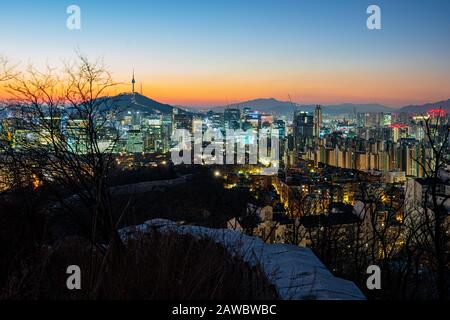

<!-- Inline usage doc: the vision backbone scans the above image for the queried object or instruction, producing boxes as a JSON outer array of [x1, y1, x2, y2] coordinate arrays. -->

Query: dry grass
[[1, 232, 278, 300]]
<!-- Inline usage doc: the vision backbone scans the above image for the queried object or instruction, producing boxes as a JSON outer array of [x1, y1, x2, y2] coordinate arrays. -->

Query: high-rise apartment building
[[314, 105, 323, 137]]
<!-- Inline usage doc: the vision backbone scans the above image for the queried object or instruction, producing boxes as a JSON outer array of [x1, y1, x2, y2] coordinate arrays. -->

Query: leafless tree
[[283, 187, 316, 245], [281, 170, 434, 298], [0, 54, 125, 298], [355, 181, 422, 298], [0, 56, 17, 83], [409, 115, 450, 300]]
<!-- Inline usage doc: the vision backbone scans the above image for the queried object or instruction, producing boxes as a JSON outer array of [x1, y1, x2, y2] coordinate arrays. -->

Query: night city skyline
[[0, 0, 449, 310]]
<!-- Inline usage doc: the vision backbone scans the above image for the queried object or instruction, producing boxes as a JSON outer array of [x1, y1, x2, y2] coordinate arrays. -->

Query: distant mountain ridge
[[399, 99, 450, 114], [195, 98, 396, 115], [98, 94, 450, 116], [185, 98, 450, 115]]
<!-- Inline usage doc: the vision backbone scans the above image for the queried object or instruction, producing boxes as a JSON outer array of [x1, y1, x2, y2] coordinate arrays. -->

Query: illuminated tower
[[131, 69, 136, 94]]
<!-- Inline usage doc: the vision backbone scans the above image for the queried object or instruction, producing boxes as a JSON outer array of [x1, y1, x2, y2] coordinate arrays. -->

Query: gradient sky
[[1, 0, 449, 107]]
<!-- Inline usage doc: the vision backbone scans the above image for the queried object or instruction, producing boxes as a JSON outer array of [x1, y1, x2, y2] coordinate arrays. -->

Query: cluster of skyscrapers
[[289, 107, 448, 180], [0, 86, 448, 182]]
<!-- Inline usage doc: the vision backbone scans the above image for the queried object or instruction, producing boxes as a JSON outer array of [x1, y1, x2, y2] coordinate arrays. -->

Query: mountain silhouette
[[399, 99, 450, 114], [208, 98, 395, 115], [98, 93, 185, 115]]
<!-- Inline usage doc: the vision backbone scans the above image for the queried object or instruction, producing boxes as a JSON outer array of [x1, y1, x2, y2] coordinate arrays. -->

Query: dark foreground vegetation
[[0, 162, 274, 300], [1, 228, 276, 300]]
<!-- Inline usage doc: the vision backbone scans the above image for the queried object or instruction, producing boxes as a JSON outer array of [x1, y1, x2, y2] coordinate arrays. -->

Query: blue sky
[[1, 0, 449, 106]]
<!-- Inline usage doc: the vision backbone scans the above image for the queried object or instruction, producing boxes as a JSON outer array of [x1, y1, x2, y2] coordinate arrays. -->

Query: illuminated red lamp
[[389, 124, 407, 129], [428, 109, 446, 117]]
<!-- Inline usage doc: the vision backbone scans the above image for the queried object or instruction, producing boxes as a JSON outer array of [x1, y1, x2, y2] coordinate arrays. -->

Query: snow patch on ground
[[119, 219, 365, 300]]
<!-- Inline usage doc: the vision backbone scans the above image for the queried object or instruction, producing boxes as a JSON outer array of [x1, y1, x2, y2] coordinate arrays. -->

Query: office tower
[[294, 111, 313, 138], [293, 111, 313, 157], [126, 125, 143, 153], [365, 113, 377, 128], [142, 115, 163, 153], [244, 110, 260, 129], [66, 118, 88, 154], [382, 113, 392, 127], [356, 112, 366, 128], [273, 119, 286, 139], [192, 116, 204, 134], [375, 113, 382, 127], [224, 108, 241, 130], [161, 114, 173, 152], [206, 111, 224, 130], [174, 113, 193, 133]]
